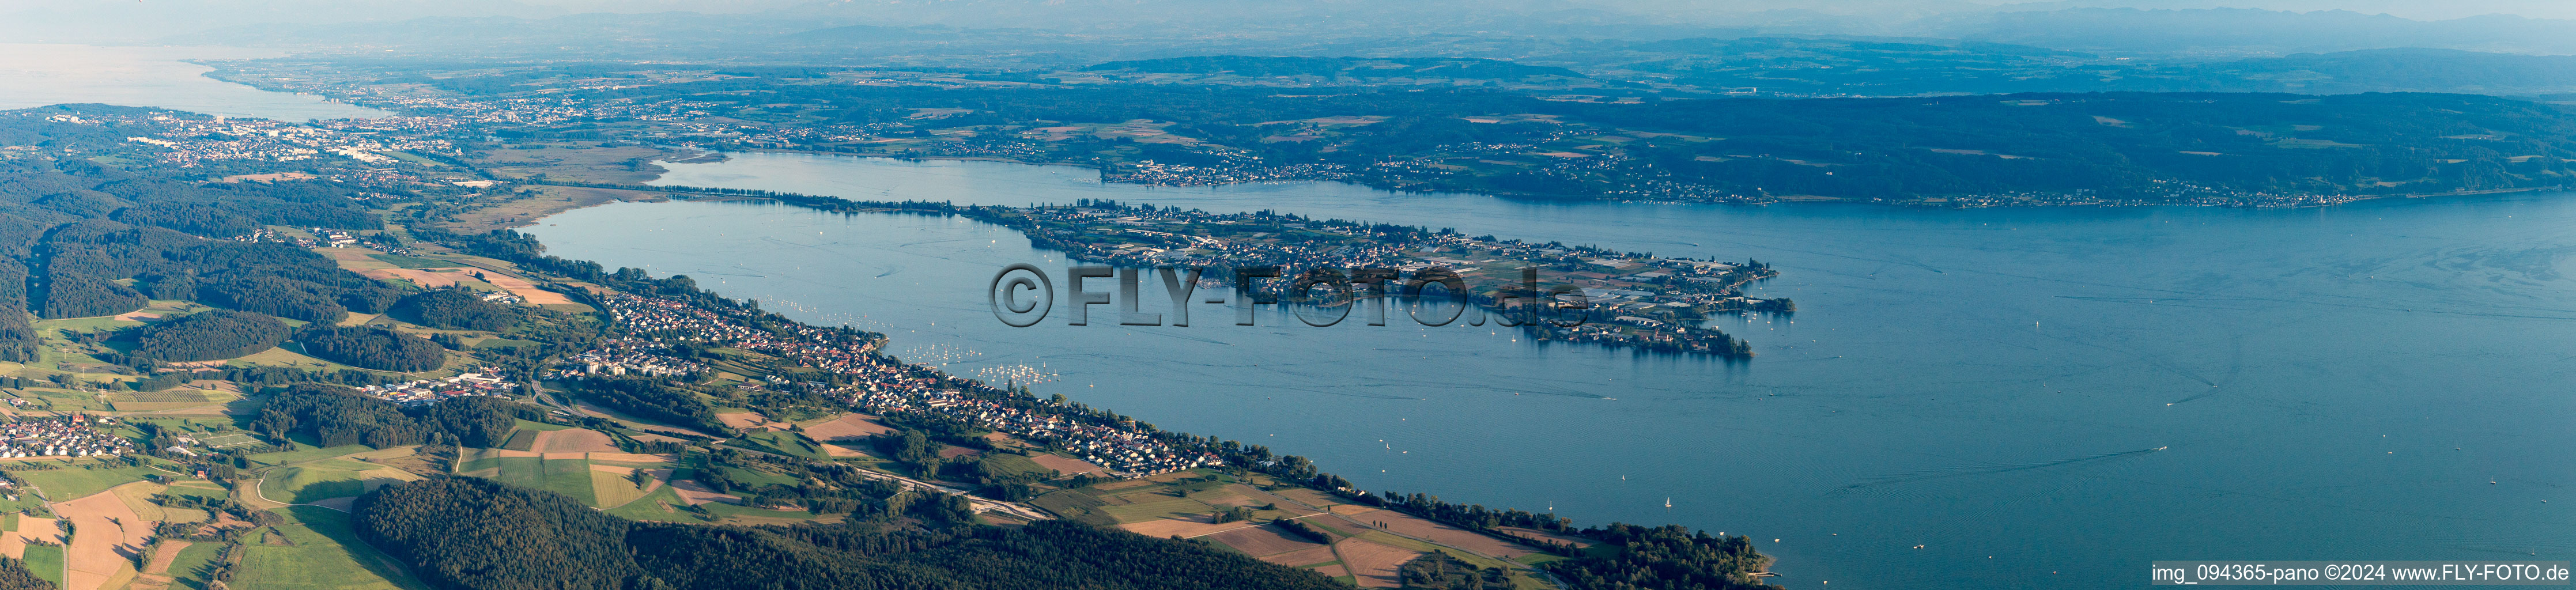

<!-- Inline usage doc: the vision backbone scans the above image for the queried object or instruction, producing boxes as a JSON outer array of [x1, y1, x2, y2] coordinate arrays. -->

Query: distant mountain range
[[22, 1, 2576, 98], [1908, 8, 2576, 55]]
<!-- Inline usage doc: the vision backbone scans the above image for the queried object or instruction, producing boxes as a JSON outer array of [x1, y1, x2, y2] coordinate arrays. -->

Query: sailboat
[[1664, 498, 1673, 508]]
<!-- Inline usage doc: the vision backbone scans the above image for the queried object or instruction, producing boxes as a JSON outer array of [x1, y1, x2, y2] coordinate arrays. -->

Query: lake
[[534, 153, 2576, 589], [0, 43, 390, 120]]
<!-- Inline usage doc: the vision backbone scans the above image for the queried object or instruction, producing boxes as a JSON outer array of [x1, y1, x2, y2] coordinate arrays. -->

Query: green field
[[1095, 492, 1218, 524], [247, 443, 377, 467], [13, 463, 160, 501], [699, 501, 835, 524], [164, 539, 226, 584], [232, 506, 430, 590], [259, 458, 404, 504], [469, 456, 598, 506], [21, 543, 61, 587], [164, 481, 231, 501], [979, 453, 1052, 478], [33, 315, 143, 333], [601, 484, 705, 523], [115, 389, 212, 403], [498, 429, 540, 451], [1029, 490, 1117, 525], [727, 430, 828, 460], [590, 470, 655, 509], [0, 491, 48, 515], [513, 419, 573, 432]]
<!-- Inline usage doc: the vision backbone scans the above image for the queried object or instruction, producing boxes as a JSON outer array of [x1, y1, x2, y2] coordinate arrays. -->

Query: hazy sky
[[1, 0, 2567, 44]]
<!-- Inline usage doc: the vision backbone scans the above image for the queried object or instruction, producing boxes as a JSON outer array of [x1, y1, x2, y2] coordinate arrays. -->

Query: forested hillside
[[298, 326, 448, 372], [392, 287, 517, 331], [131, 308, 290, 361], [355, 478, 1351, 590], [251, 383, 524, 448]]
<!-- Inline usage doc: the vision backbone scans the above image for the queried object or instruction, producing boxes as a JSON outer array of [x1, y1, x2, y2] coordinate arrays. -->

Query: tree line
[[352, 476, 1351, 590], [392, 288, 518, 331], [250, 383, 531, 448], [131, 309, 289, 361], [299, 326, 448, 372]]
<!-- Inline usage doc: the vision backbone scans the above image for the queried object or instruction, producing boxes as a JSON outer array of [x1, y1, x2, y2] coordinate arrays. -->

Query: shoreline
[[655, 149, 2576, 215]]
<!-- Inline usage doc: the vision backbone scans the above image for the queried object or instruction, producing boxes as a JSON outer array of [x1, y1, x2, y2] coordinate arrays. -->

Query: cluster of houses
[[0, 414, 135, 459], [595, 293, 882, 372], [354, 370, 518, 407], [850, 385, 1221, 477], [592, 292, 1216, 478], [309, 227, 363, 247], [600, 293, 778, 344], [550, 336, 704, 379]]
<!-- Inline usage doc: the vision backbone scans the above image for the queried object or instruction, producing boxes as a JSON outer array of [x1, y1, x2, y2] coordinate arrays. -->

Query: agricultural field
[[455, 451, 599, 506], [21, 543, 62, 587], [1334, 538, 1423, 588], [696, 501, 840, 526], [58, 486, 151, 590], [795, 413, 893, 442], [230, 506, 430, 590], [530, 428, 620, 453], [247, 442, 376, 467], [602, 483, 704, 523], [140, 539, 225, 589], [1204, 524, 1329, 559], [12, 462, 165, 501], [260, 457, 424, 507], [726, 430, 830, 460], [106, 387, 241, 412]]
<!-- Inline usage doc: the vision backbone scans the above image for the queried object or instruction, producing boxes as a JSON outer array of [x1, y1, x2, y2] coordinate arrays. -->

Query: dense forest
[[130, 309, 289, 361], [562, 378, 730, 436], [1541, 524, 1778, 590], [391, 287, 517, 331], [0, 262, 37, 362], [35, 272, 145, 319], [297, 326, 448, 372], [0, 557, 50, 590], [0, 150, 397, 334], [251, 383, 525, 448], [354, 477, 1351, 590]]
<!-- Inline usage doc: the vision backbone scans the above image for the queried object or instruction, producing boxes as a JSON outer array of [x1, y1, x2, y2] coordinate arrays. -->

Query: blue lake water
[[0, 43, 390, 120], [526, 153, 2576, 589]]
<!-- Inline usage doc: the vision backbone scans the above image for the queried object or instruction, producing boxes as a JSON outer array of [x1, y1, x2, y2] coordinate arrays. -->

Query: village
[[571, 291, 1221, 477], [353, 370, 520, 407], [976, 202, 1784, 355], [0, 414, 135, 459]]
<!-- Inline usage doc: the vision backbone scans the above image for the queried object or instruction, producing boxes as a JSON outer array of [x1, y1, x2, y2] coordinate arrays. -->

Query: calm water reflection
[[515, 153, 2576, 589]]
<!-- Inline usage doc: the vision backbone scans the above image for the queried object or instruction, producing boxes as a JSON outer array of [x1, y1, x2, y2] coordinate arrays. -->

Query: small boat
[[1664, 498, 1672, 508]]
